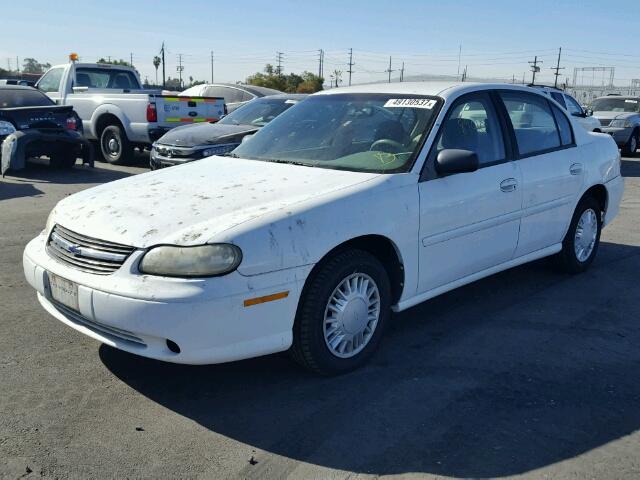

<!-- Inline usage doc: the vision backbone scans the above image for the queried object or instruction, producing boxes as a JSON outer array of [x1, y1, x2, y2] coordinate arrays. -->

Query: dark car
[[180, 83, 283, 113], [0, 85, 92, 176], [150, 94, 307, 169]]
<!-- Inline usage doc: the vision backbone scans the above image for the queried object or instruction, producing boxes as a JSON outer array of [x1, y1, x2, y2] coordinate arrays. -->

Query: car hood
[[593, 111, 639, 121], [156, 122, 259, 147], [52, 156, 380, 248]]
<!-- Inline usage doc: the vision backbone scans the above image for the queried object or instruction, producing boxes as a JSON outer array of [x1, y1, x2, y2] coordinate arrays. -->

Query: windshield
[[0, 88, 54, 108], [231, 93, 441, 173], [220, 97, 300, 127], [591, 97, 640, 113]]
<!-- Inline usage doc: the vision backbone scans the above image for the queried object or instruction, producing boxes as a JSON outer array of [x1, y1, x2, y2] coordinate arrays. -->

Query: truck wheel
[[622, 130, 638, 157], [100, 125, 133, 164], [49, 154, 77, 169]]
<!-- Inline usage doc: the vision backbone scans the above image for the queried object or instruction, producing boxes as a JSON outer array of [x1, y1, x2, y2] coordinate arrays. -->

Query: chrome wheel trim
[[323, 272, 381, 359], [574, 208, 598, 262], [103, 132, 120, 158]]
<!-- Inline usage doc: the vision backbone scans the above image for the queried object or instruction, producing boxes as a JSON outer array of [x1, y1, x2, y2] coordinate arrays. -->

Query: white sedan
[[23, 82, 624, 375]]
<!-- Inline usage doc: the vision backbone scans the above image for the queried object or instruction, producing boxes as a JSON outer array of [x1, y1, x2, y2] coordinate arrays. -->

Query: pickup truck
[[36, 62, 226, 164]]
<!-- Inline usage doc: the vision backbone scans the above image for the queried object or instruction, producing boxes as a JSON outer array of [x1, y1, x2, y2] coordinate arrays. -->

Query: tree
[[153, 56, 161, 85], [22, 58, 51, 74], [97, 58, 131, 67], [330, 70, 342, 88], [247, 65, 324, 93]]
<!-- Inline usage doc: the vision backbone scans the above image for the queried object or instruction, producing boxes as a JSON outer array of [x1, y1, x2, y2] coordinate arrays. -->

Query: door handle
[[570, 163, 583, 175], [500, 178, 517, 193]]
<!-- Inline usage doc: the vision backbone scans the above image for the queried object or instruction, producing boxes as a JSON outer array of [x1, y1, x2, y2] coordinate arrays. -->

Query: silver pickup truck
[[36, 62, 226, 164]]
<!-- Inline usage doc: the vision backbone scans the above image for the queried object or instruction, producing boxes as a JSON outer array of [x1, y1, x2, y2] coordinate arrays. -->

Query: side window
[[499, 92, 561, 156], [550, 92, 567, 109], [432, 93, 505, 167], [551, 104, 574, 146], [564, 95, 583, 116], [204, 86, 226, 99], [37, 67, 64, 93], [240, 90, 255, 102], [224, 88, 245, 104]]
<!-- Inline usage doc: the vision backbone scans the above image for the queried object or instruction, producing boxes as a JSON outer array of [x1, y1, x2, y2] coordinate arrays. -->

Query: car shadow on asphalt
[[99, 241, 640, 477], [621, 158, 640, 177]]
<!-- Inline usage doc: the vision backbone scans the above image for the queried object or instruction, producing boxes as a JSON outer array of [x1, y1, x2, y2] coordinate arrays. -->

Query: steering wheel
[[369, 138, 404, 153]]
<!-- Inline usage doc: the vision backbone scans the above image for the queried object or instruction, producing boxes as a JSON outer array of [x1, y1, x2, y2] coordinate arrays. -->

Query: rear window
[[75, 68, 140, 90], [0, 89, 55, 108]]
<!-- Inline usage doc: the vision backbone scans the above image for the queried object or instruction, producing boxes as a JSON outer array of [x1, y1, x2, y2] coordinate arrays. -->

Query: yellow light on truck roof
[[69, 53, 79, 62]]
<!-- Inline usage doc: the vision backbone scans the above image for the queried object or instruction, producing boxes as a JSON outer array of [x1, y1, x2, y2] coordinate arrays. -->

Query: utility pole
[[386, 56, 394, 83], [400, 62, 405, 82], [461, 65, 468, 82], [529, 56, 542, 85], [130, 52, 133, 67], [210, 50, 214, 83], [457, 44, 462, 80], [551, 47, 564, 88], [161, 42, 166, 88], [347, 48, 355, 86], [276, 52, 284, 76], [512, 74, 516, 84], [16, 56, 19, 73], [176, 53, 184, 88], [318, 49, 324, 79]]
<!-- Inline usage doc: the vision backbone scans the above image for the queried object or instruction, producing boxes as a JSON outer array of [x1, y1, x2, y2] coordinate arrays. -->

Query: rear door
[[417, 91, 522, 294], [155, 95, 226, 127], [497, 90, 582, 257]]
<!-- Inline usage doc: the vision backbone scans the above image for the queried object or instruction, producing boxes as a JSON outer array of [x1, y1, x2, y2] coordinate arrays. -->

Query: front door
[[418, 92, 522, 294]]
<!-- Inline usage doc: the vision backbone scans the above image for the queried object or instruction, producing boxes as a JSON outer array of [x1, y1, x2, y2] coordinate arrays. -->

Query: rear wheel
[[100, 125, 133, 164], [554, 196, 602, 273], [290, 249, 391, 375], [622, 129, 638, 156]]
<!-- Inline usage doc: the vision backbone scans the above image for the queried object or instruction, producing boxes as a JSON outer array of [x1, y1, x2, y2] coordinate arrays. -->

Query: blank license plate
[[48, 273, 79, 311]]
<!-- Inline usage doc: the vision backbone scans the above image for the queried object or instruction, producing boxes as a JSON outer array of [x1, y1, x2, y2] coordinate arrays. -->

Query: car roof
[[254, 93, 308, 100], [314, 81, 553, 100], [189, 83, 283, 97], [0, 84, 38, 90]]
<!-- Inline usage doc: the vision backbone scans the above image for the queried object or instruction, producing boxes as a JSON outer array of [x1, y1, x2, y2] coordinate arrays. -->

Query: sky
[[2, 0, 640, 87]]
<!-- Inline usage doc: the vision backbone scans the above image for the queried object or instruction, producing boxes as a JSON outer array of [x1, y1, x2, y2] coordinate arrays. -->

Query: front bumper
[[1, 129, 93, 176], [600, 126, 633, 147], [23, 232, 311, 365]]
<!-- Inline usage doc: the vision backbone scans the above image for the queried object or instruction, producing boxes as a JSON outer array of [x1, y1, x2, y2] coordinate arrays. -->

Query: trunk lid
[[0, 105, 74, 131]]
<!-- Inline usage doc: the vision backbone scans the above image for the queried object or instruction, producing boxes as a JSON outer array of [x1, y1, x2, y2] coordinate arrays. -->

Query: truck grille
[[599, 119, 612, 127], [47, 224, 135, 275]]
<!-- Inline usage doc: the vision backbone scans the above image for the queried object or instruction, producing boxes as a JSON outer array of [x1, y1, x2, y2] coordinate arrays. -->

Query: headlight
[[0, 120, 16, 136], [139, 244, 242, 277], [609, 119, 632, 128]]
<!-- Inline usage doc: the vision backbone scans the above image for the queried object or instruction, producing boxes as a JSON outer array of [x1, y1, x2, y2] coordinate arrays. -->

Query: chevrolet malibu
[[23, 82, 624, 375]]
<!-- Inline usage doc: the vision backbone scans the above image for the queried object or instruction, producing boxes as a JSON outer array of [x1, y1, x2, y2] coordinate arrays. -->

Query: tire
[[554, 196, 602, 274], [49, 153, 77, 169], [290, 249, 391, 375], [99, 124, 133, 164], [622, 129, 638, 157]]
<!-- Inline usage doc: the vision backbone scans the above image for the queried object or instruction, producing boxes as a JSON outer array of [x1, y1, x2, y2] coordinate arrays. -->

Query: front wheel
[[622, 130, 638, 157], [290, 249, 391, 375], [554, 196, 602, 273]]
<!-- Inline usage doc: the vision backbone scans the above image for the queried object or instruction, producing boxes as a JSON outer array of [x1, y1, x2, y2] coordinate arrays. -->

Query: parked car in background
[[23, 82, 623, 374], [532, 85, 601, 133], [0, 79, 35, 87], [36, 59, 225, 164], [150, 94, 307, 169], [590, 95, 640, 156], [1, 85, 91, 175], [180, 83, 282, 112]]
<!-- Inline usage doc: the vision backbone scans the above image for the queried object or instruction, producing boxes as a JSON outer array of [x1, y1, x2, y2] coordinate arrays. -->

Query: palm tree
[[153, 56, 161, 86]]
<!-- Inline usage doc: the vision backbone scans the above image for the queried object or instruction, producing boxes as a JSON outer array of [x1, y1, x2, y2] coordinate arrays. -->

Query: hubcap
[[323, 273, 381, 359], [574, 208, 598, 262], [105, 135, 120, 156]]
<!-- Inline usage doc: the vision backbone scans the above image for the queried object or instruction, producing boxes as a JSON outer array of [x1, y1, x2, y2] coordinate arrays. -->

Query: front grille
[[153, 144, 196, 159], [51, 300, 146, 347], [600, 119, 612, 127], [47, 224, 135, 275]]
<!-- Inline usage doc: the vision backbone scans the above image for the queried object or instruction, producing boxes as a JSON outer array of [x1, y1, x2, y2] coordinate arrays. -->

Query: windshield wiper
[[262, 158, 314, 167]]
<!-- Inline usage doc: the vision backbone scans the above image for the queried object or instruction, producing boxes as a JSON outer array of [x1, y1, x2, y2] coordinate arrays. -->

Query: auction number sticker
[[384, 98, 438, 109]]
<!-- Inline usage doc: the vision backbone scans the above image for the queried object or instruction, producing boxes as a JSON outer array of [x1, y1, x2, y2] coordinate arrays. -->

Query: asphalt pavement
[[1, 154, 639, 479]]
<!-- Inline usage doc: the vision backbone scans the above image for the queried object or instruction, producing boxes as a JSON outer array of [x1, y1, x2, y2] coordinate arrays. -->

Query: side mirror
[[584, 108, 593, 117], [436, 149, 479, 176]]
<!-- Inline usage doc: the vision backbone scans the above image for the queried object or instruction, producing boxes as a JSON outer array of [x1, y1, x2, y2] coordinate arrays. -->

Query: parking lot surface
[[1, 155, 639, 479]]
